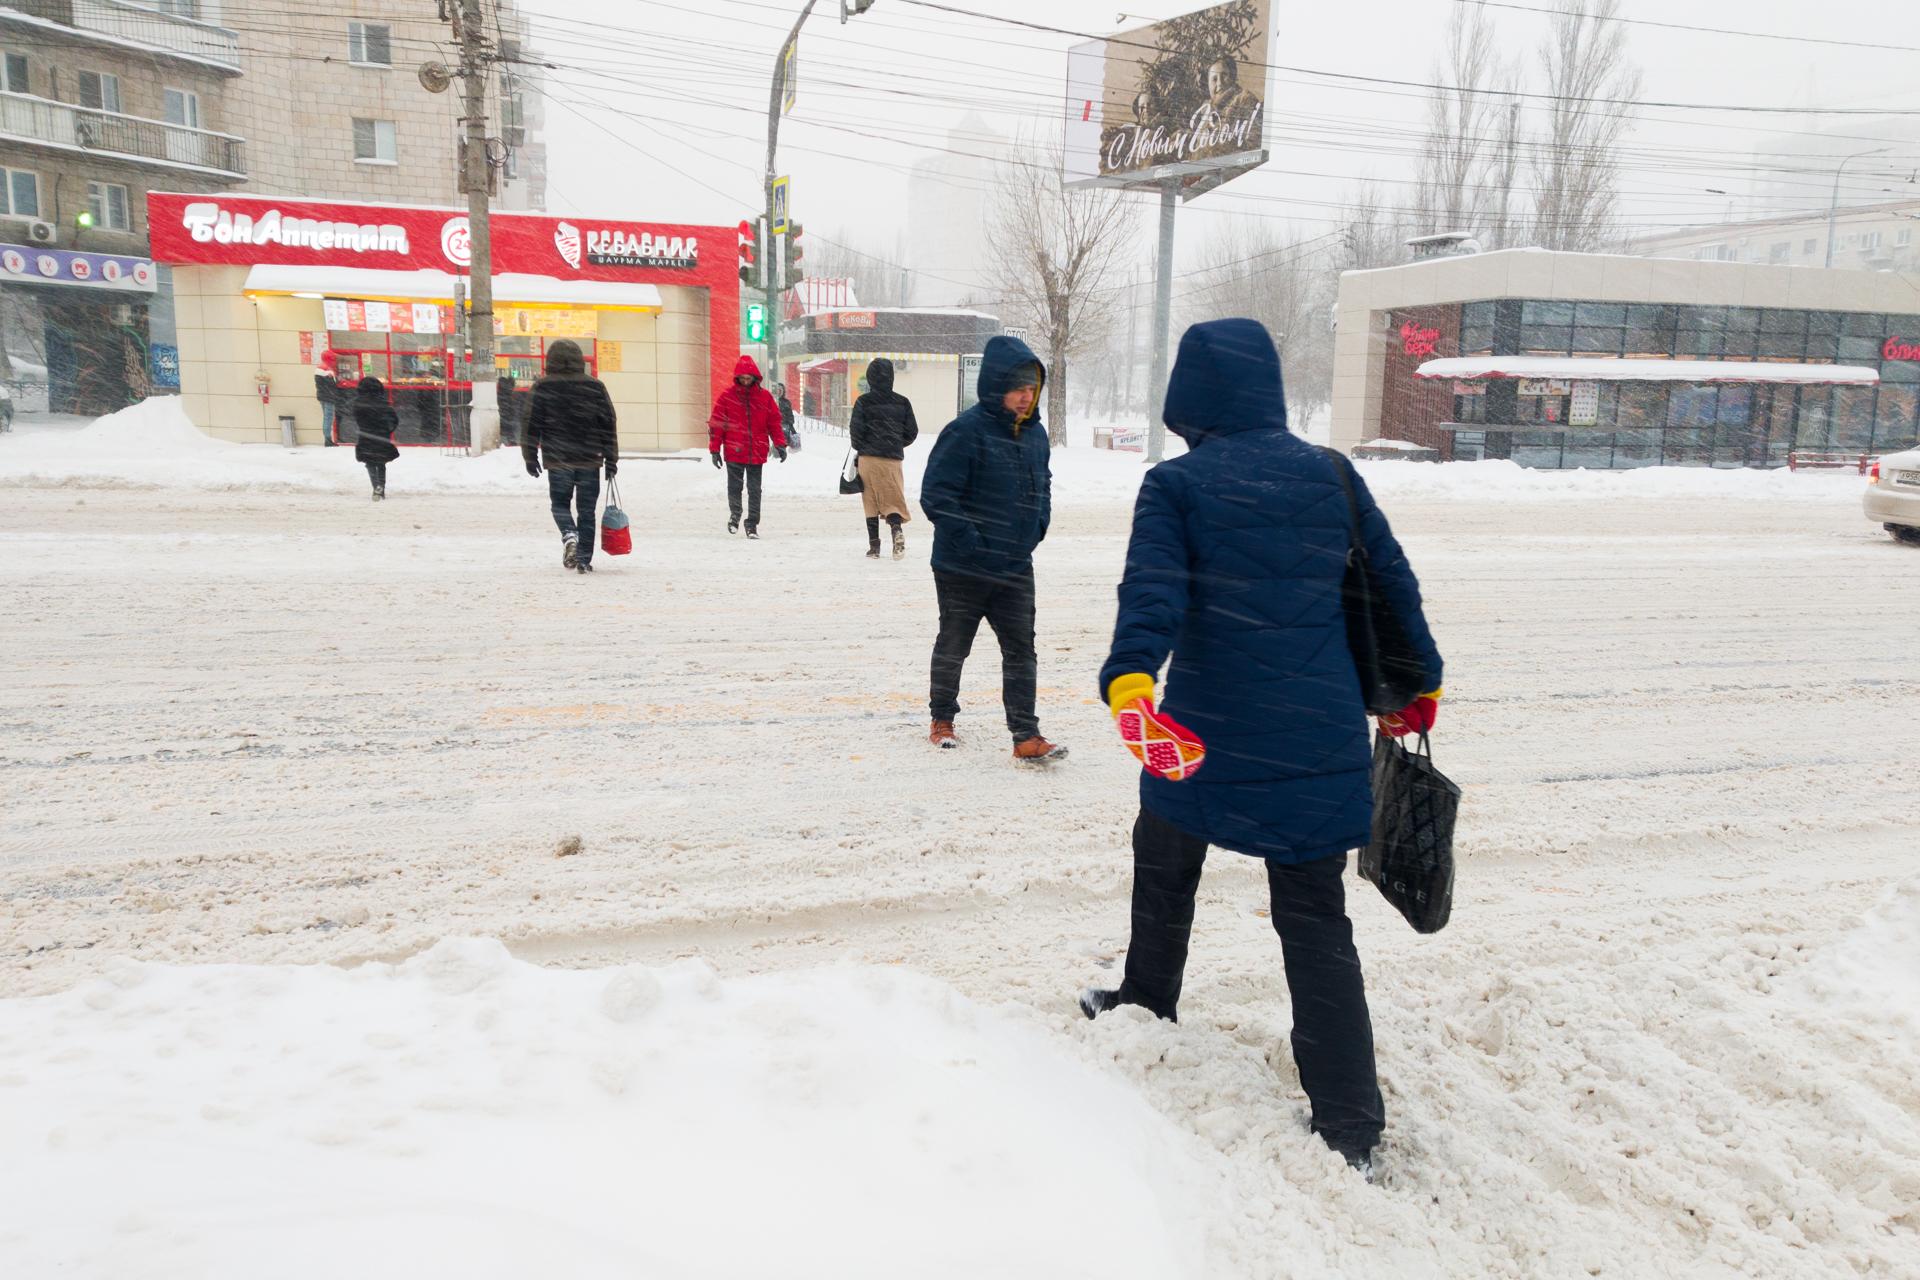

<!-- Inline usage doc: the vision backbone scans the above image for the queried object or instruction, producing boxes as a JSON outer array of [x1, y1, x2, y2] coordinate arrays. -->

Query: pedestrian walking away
[[315, 349, 341, 446], [848, 358, 919, 560], [707, 355, 787, 539], [919, 334, 1063, 763], [1083, 318, 1445, 1179], [774, 382, 799, 452], [351, 376, 398, 499], [521, 338, 619, 574]]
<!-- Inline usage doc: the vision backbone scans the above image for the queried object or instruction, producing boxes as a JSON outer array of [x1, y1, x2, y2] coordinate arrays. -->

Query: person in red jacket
[[707, 355, 788, 538]]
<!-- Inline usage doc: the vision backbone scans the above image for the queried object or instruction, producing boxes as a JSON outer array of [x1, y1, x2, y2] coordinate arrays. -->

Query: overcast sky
[[522, 0, 1920, 263]]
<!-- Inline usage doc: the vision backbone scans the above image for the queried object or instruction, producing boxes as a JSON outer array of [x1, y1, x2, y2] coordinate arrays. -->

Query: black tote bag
[[1320, 448, 1428, 716], [1359, 733, 1460, 934]]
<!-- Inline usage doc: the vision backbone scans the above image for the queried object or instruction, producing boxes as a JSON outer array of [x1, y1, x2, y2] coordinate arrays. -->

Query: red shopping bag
[[601, 480, 632, 556]]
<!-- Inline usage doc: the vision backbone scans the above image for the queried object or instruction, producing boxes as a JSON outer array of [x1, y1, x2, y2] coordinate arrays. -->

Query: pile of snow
[[1355, 457, 1870, 503], [1356, 437, 1431, 453], [0, 941, 1233, 1279], [1800, 877, 1920, 1043]]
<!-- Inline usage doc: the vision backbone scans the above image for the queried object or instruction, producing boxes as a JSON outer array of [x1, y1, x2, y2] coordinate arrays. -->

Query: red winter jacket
[[707, 355, 787, 465]]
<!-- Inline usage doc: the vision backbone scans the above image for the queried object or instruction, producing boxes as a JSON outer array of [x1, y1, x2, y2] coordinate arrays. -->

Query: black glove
[[775, 446, 788, 463], [710, 452, 724, 470], [605, 460, 618, 479], [524, 456, 541, 478]]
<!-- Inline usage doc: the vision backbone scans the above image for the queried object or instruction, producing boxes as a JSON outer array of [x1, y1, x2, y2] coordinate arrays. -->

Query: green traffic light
[[75, 210, 95, 228]]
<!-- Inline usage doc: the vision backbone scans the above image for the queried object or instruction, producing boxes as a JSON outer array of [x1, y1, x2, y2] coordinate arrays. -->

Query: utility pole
[[1122, 264, 1138, 418], [454, 0, 499, 453], [1146, 175, 1178, 463], [1826, 147, 1891, 269], [1494, 99, 1519, 250]]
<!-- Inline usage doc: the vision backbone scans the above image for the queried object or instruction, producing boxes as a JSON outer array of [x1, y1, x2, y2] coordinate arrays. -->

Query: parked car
[[1864, 447, 1920, 544]]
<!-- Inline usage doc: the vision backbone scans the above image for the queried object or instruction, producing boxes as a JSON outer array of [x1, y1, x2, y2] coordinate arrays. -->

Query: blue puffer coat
[[920, 335, 1051, 581], [1098, 319, 1443, 862]]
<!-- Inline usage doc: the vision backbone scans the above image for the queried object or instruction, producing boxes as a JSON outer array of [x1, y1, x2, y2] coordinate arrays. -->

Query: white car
[[1865, 447, 1920, 544]]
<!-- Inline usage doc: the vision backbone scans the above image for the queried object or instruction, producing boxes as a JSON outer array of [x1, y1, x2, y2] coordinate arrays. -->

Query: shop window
[[1667, 385, 1718, 428], [1722, 307, 1759, 333], [77, 69, 120, 113], [349, 22, 393, 67], [1675, 327, 1719, 358], [1677, 305, 1722, 335], [1757, 333, 1805, 360], [1832, 387, 1876, 451], [1458, 324, 1493, 354], [1626, 304, 1668, 328], [1795, 388, 1833, 449], [1571, 325, 1622, 354], [1518, 324, 1571, 353], [1882, 355, 1920, 384], [163, 88, 200, 129], [1452, 391, 1486, 424], [1521, 300, 1574, 325], [1573, 303, 1625, 326], [1615, 385, 1664, 429], [1461, 301, 1494, 329], [1807, 311, 1841, 336], [1842, 312, 1883, 338], [1759, 309, 1805, 335], [1662, 426, 1712, 466], [353, 118, 398, 163], [1874, 386, 1920, 452], [1612, 428, 1663, 468], [2, 50, 27, 93], [0, 165, 39, 218], [1716, 385, 1752, 427], [1838, 336, 1881, 363], [1510, 431, 1565, 469], [1562, 434, 1615, 470], [85, 181, 129, 231]]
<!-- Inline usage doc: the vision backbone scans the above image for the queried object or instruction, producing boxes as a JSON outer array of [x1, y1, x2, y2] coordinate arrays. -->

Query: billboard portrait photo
[[1065, 0, 1273, 188]]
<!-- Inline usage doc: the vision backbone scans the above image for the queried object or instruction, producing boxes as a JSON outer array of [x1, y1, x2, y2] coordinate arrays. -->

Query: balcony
[[3, 0, 241, 73], [0, 91, 245, 178]]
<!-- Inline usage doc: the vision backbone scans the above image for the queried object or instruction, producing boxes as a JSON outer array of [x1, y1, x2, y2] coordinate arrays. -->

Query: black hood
[[355, 376, 386, 399], [545, 338, 587, 378], [975, 335, 1045, 426], [865, 358, 894, 393]]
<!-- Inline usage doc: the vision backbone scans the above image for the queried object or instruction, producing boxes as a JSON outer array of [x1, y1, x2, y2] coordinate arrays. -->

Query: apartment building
[[1628, 200, 1920, 274], [0, 0, 544, 414]]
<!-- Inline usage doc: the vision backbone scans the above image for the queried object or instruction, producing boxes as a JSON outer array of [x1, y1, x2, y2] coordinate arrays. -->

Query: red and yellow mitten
[[1379, 688, 1443, 738], [1108, 674, 1206, 782]]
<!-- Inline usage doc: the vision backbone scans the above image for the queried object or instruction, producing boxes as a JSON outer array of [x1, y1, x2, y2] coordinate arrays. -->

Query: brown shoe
[[929, 719, 959, 749], [1012, 735, 1068, 763]]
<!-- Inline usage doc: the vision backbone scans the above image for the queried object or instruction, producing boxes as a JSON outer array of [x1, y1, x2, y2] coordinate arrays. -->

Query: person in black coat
[[352, 376, 399, 500], [773, 382, 798, 453], [848, 357, 919, 559], [522, 338, 619, 573]]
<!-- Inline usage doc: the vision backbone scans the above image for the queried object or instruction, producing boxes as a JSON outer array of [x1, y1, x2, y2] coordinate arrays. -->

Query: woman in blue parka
[[1081, 318, 1443, 1174]]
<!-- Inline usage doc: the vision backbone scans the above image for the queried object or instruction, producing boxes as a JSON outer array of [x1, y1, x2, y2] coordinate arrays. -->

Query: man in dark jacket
[[848, 357, 919, 559], [919, 335, 1064, 763], [707, 355, 787, 538], [522, 338, 618, 574], [352, 376, 398, 499], [1081, 319, 1444, 1178]]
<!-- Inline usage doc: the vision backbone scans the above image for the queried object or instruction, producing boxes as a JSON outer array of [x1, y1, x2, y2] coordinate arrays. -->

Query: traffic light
[[841, 0, 876, 19], [737, 218, 762, 289], [75, 209, 95, 229], [745, 302, 767, 344], [782, 222, 805, 288]]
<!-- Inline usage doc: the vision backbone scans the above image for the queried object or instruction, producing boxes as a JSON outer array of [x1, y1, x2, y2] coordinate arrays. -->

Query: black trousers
[[929, 568, 1038, 739], [1120, 808, 1385, 1154], [726, 462, 763, 529], [364, 461, 386, 492]]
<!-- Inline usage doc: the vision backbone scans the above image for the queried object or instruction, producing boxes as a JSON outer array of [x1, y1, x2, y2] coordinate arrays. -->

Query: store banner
[[1, 243, 156, 293], [148, 193, 720, 287], [320, 299, 449, 335]]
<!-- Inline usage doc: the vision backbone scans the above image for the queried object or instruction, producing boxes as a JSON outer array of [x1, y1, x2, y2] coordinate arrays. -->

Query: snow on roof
[[1416, 356, 1879, 386], [1357, 437, 1435, 451], [242, 265, 662, 311]]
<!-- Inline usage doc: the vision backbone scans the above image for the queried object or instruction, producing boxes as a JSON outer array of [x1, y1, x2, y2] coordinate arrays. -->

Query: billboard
[[1064, 0, 1272, 190]]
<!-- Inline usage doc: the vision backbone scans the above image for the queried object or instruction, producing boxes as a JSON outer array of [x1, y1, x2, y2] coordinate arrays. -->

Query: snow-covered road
[[2, 434, 1916, 1275]]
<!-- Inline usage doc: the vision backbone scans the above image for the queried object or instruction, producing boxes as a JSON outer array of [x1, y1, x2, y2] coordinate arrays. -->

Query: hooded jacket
[[707, 355, 787, 465], [352, 377, 399, 464], [523, 339, 618, 471], [919, 335, 1050, 581], [1098, 319, 1443, 863], [848, 358, 919, 460]]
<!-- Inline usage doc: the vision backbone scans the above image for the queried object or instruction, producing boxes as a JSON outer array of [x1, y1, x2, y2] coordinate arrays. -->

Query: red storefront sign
[[147, 192, 741, 403], [1883, 336, 1920, 361], [1400, 321, 1440, 357]]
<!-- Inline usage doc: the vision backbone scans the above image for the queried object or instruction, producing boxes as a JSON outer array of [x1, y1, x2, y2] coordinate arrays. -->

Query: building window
[[1900, 228, 1913, 248], [1769, 242, 1790, 264], [153, 0, 200, 16], [349, 22, 393, 67], [352, 118, 398, 163], [1862, 230, 1883, 251], [86, 181, 130, 231], [163, 87, 200, 129], [1802, 238, 1817, 256], [2, 49, 27, 93], [77, 69, 121, 113], [0, 165, 40, 218]]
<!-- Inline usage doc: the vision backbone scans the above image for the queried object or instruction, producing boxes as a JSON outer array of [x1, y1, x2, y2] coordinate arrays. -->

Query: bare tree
[[808, 233, 909, 309], [1184, 218, 1336, 431], [1532, 0, 1640, 252], [985, 136, 1136, 446], [1338, 181, 1417, 271], [1417, 2, 1507, 240]]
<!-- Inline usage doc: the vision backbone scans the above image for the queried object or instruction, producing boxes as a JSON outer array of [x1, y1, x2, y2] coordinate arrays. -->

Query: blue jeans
[[322, 401, 337, 444], [547, 467, 601, 564]]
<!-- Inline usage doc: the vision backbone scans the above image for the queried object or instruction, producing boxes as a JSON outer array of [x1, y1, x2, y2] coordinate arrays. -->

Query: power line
[[1453, 0, 1920, 56]]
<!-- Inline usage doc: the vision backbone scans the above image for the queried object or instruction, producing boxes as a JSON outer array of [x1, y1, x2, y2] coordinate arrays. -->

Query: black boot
[[889, 515, 905, 560], [866, 516, 881, 559], [1078, 988, 1125, 1020]]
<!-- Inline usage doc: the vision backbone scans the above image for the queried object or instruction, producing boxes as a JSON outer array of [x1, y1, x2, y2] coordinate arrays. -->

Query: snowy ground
[[2, 409, 1918, 1276]]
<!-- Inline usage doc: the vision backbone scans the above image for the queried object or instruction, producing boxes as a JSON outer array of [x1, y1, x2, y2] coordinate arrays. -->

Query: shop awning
[[241, 265, 663, 311], [798, 358, 845, 373], [1415, 356, 1878, 385]]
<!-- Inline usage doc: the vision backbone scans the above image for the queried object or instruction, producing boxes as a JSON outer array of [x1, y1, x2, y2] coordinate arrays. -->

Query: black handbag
[[839, 449, 864, 496], [1359, 733, 1460, 934], [1321, 448, 1428, 716]]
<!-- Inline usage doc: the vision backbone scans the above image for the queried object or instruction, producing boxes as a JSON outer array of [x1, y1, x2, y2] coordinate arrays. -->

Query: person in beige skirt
[[848, 358, 920, 559]]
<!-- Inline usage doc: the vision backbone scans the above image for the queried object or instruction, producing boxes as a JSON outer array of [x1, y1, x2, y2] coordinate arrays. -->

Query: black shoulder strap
[[1318, 446, 1368, 565]]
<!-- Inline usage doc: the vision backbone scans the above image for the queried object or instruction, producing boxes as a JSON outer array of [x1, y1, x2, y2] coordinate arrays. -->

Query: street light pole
[[1825, 147, 1891, 269], [456, 0, 498, 454]]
